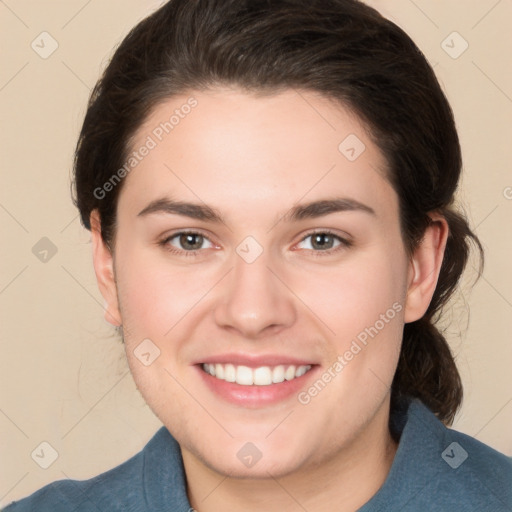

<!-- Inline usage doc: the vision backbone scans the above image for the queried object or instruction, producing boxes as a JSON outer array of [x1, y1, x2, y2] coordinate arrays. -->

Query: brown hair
[[72, 0, 483, 425]]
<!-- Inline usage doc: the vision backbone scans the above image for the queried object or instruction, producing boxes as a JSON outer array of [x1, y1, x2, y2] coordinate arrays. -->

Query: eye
[[160, 231, 214, 253], [296, 231, 351, 252]]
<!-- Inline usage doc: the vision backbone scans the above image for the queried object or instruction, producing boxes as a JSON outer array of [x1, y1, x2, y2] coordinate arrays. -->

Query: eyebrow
[[138, 198, 224, 222], [284, 197, 375, 221], [137, 197, 376, 223]]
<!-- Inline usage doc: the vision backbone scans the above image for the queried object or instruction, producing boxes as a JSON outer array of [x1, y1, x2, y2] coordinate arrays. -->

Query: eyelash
[[297, 230, 353, 257], [158, 230, 352, 258], [158, 231, 214, 258]]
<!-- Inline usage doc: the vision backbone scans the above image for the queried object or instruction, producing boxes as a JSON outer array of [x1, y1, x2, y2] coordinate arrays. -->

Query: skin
[[90, 88, 448, 511]]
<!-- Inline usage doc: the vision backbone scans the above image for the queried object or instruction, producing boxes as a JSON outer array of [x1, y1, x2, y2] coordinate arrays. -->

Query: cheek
[[115, 234, 408, 350], [113, 249, 205, 419], [296, 242, 408, 406], [296, 248, 408, 342], [114, 249, 210, 342], [291, 250, 407, 422]]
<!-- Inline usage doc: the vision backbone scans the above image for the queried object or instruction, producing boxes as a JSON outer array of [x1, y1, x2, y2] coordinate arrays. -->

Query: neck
[[183, 398, 398, 512]]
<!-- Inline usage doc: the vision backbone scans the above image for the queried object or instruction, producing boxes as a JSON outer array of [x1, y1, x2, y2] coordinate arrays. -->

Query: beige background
[[1, 0, 511, 506]]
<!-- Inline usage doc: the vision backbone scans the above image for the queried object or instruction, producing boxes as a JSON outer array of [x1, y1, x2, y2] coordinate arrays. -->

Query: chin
[[203, 447, 309, 480], [179, 428, 314, 479]]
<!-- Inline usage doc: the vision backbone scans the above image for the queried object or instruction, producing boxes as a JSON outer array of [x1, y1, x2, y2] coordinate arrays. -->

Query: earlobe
[[404, 213, 449, 323], [90, 210, 122, 327]]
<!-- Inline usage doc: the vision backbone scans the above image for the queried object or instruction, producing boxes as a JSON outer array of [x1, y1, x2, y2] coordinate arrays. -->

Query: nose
[[213, 250, 297, 339]]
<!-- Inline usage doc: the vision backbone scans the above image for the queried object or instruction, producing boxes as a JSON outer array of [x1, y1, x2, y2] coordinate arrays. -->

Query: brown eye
[[162, 231, 214, 252], [310, 233, 336, 250], [179, 233, 205, 250]]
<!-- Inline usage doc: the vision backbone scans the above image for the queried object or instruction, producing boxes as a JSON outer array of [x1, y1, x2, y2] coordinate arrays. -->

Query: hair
[[72, 0, 483, 425]]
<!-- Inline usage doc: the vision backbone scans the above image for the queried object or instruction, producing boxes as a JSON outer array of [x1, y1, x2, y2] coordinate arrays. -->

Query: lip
[[195, 361, 319, 408], [196, 353, 317, 368]]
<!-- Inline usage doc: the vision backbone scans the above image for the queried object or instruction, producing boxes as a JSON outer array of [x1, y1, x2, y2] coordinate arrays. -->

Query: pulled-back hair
[[72, 0, 483, 425]]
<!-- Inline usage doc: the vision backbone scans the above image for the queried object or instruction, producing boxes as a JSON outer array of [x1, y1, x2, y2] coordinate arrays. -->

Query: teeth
[[295, 365, 308, 377], [215, 363, 224, 380], [254, 366, 272, 386], [202, 363, 312, 386], [285, 366, 296, 381], [236, 365, 253, 385], [272, 365, 285, 383], [224, 363, 236, 382]]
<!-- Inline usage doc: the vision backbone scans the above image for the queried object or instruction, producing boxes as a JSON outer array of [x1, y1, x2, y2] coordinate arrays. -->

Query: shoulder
[[361, 398, 512, 512], [2, 447, 146, 512], [439, 424, 512, 509], [406, 399, 512, 511], [2, 427, 190, 512]]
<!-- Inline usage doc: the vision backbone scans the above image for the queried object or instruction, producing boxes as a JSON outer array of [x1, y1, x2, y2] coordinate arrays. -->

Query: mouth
[[196, 357, 318, 407], [201, 362, 313, 386]]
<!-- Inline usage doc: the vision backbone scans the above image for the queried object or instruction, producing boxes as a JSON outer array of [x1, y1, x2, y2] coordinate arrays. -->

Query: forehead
[[119, 88, 396, 226]]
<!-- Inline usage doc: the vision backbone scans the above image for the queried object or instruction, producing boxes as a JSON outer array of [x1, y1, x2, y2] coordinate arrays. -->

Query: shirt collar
[[358, 397, 448, 511]]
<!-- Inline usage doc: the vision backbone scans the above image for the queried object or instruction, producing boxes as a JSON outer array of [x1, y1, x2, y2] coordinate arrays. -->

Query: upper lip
[[196, 353, 317, 368]]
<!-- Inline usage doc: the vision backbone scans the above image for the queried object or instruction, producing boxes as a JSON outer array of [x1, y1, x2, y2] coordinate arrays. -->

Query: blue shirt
[[3, 398, 511, 511]]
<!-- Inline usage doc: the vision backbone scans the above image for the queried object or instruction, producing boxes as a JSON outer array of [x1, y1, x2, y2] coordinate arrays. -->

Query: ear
[[90, 210, 122, 326], [404, 212, 449, 323]]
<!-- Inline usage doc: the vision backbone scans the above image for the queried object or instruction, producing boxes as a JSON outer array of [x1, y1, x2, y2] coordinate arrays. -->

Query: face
[[94, 88, 421, 479]]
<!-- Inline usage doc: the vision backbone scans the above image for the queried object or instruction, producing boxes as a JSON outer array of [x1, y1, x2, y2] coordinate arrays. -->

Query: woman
[[4, 0, 511, 510]]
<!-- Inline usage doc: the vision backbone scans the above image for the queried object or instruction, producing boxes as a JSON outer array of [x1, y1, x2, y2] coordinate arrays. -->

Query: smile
[[201, 363, 312, 386]]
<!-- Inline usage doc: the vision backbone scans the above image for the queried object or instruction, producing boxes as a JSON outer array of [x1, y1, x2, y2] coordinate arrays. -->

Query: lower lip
[[196, 365, 318, 407]]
